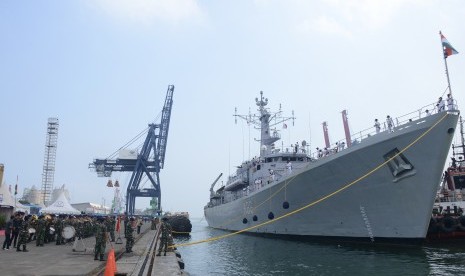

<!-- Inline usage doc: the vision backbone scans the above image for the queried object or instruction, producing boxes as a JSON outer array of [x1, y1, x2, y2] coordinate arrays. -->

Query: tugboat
[[427, 116, 465, 241]]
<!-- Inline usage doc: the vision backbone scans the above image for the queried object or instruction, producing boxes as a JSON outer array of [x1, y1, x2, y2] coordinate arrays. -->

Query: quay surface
[[0, 223, 185, 275]]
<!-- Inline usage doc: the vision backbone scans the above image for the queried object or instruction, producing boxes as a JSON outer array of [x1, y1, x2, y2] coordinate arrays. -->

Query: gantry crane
[[89, 85, 174, 215]]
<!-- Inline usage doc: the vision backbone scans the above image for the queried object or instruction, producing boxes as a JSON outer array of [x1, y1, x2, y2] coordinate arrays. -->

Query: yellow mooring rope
[[172, 113, 449, 248]]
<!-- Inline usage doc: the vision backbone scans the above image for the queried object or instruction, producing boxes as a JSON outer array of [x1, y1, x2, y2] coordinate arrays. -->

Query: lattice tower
[[41, 117, 59, 205]]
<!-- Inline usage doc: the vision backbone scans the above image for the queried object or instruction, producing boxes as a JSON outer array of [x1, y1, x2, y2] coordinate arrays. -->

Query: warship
[[205, 91, 460, 243]]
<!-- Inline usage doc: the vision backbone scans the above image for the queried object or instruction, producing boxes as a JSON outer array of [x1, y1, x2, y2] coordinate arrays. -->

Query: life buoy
[[440, 216, 457, 233]]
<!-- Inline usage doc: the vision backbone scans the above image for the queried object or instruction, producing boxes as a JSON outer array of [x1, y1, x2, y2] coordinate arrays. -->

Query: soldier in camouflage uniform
[[55, 215, 64, 245], [94, 217, 107, 261], [105, 216, 115, 242], [125, 217, 135, 253], [16, 213, 30, 252], [36, 215, 46, 246], [75, 216, 84, 240], [44, 216, 51, 243], [49, 215, 56, 242], [28, 215, 38, 242], [156, 217, 171, 256], [123, 215, 128, 232]]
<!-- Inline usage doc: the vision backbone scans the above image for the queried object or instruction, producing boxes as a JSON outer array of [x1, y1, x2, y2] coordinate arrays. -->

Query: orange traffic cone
[[104, 249, 117, 276]]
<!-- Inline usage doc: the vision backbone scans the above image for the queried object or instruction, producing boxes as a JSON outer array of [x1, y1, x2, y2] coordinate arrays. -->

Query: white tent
[[0, 182, 15, 208], [0, 182, 30, 213], [40, 188, 80, 215]]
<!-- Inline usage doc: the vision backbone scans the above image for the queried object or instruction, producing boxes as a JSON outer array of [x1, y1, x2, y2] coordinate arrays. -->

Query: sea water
[[174, 218, 465, 276]]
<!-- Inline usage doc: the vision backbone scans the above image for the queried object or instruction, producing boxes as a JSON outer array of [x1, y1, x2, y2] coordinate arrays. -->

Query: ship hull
[[205, 112, 459, 242]]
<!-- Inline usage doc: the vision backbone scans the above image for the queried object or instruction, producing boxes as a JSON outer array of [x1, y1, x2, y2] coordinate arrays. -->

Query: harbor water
[[175, 218, 465, 276]]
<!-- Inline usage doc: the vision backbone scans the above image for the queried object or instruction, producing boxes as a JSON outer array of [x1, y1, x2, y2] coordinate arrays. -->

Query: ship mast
[[234, 91, 295, 157]]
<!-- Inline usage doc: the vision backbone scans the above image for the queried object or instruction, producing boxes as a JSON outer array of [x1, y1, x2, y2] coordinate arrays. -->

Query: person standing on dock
[[10, 212, 22, 248], [16, 213, 30, 252], [151, 217, 157, 230], [156, 217, 171, 256], [2, 215, 14, 250], [36, 215, 46, 247], [105, 216, 115, 242], [125, 217, 135, 253], [137, 217, 143, 234], [55, 215, 64, 245], [94, 217, 107, 261]]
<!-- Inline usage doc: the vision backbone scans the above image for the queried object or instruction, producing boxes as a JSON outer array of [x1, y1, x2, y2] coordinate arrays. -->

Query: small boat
[[427, 116, 465, 241]]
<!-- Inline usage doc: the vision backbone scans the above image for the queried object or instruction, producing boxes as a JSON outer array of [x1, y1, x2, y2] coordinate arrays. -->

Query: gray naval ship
[[204, 91, 460, 243]]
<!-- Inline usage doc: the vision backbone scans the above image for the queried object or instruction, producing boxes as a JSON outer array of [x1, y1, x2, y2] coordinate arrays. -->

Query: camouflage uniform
[[105, 217, 115, 242], [94, 221, 107, 261], [36, 217, 46, 246], [157, 221, 171, 256], [75, 218, 84, 240], [55, 216, 64, 245], [44, 218, 51, 243], [125, 219, 134, 253], [16, 217, 29, 252], [28, 217, 37, 242], [49, 216, 56, 242]]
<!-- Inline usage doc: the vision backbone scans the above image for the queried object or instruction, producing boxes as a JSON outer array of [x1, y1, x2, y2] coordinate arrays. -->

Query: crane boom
[[157, 85, 174, 169], [209, 173, 223, 199]]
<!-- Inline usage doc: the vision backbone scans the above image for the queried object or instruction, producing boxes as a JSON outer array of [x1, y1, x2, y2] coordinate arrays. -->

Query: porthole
[[268, 212, 274, 220]]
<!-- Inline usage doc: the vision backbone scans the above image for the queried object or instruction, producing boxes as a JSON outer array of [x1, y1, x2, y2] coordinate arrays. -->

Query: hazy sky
[[1, 0, 464, 218]]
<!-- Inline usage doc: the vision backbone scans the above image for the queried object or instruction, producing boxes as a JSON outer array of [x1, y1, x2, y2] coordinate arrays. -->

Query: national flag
[[440, 32, 459, 58], [283, 123, 287, 129]]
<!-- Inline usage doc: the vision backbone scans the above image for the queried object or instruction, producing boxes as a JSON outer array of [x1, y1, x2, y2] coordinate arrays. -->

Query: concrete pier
[[0, 222, 185, 275]]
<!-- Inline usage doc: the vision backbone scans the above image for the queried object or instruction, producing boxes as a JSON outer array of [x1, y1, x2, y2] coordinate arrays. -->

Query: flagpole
[[440, 31, 453, 97]]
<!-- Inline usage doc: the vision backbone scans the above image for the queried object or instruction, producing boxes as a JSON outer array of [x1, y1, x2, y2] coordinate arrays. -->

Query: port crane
[[89, 85, 174, 215]]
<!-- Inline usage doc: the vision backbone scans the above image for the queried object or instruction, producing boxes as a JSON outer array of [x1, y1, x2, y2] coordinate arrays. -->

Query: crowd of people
[[1, 211, 172, 261]]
